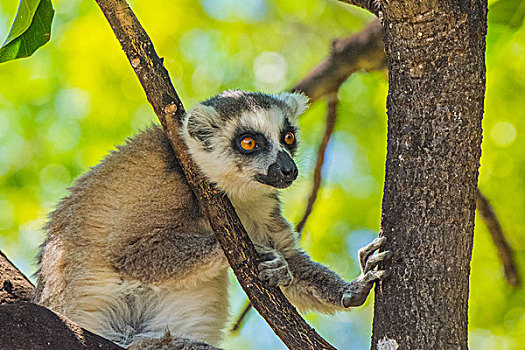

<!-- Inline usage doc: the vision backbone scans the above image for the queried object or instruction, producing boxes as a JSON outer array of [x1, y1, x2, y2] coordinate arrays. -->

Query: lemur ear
[[183, 103, 220, 148], [277, 91, 310, 119]]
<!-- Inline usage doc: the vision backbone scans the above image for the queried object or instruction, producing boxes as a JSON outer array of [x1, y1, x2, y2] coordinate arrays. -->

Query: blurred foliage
[[0, 0, 523, 349]]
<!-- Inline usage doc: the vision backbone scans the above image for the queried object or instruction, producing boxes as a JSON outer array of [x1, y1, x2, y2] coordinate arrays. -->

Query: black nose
[[280, 162, 298, 180], [276, 151, 298, 180], [255, 151, 298, 189]]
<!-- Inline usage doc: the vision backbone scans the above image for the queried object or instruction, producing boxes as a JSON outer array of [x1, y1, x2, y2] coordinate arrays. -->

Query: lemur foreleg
[[257, 237, 391, 312]]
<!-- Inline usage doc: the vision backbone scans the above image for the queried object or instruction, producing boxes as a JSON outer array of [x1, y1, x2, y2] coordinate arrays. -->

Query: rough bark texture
[[0, 303, 124, 350], [0, 251, 33, 304], [371, 1, 487, 349], [94, 0, 334, 348], [0, 251, 124, 349]]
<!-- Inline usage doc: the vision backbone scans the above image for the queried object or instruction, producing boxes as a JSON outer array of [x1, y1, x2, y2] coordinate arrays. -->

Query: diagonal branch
[[0, 251, 34, 303], [476, 189, 521, 287], [94, 0, 334, 348]]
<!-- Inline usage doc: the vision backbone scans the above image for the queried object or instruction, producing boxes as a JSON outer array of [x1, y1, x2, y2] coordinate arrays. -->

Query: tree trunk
[[371, 1, 487, 349]]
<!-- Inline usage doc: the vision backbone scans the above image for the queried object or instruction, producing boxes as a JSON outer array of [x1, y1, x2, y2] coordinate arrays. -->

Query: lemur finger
[[341, 286, 370, 308], [268, 276, 279, 287], [363, 269, 389, 283], [280, 269, 293, 287], [258, 266, 292, 287], [254, 244, 278, 257], [363, 250, 393, 273], [341, 293, 355, 308], [258, 258, 285, 271], [258, 270, 271, 281], [358, 236, 386, 272], [259, 252, 278, 262]]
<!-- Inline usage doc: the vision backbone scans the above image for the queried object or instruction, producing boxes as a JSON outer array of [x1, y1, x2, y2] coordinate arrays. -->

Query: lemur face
[[182, 90, 309, 198]]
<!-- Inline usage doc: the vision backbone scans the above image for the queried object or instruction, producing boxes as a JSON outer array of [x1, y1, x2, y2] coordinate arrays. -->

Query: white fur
[[67, 267, 229, 348], [377, 337, 399, 350], [277, 91, 309, 121], [219, 90, 246, 98]]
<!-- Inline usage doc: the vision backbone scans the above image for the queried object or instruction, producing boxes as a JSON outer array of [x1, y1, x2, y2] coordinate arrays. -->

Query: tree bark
[[371, 1, 487, 349], [0, 251, 34, 304]]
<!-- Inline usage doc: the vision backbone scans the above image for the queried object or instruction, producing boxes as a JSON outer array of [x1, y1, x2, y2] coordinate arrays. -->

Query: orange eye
[[284, 132, 295, 145], [240, 137, 256, 151]]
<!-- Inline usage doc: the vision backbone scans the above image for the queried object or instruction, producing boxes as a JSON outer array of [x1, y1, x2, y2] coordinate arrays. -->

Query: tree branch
[[93, 0, 334, 348], [296, 92, 339, 233], [0, 251, 124, 349], [292, 19, 385, 102], [337, 0, 381, 17], [0, 303, 125, 350], [0, 251, 34, 303], [230, 299, 253, 333], [476, 189, 521, 286]]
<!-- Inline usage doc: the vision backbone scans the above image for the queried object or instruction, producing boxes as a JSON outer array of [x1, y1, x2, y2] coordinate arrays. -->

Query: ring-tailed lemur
[[33, 91, 392, 350]]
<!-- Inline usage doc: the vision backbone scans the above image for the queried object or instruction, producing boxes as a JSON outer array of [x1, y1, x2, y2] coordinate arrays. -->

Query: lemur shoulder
[[33, 90, 391, 350]]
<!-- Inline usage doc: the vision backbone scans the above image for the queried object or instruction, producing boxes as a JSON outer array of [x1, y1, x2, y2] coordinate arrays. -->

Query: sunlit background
[[0, 0, 524, 349]]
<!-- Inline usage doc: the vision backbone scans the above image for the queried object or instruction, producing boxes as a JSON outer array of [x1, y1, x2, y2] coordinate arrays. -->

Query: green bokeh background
[[0, 0, 523, 349]]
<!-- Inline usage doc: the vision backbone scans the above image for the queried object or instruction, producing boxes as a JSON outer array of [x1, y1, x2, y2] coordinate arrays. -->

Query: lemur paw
[[341, 237, 392, 308], [255, 245, 293, 287]]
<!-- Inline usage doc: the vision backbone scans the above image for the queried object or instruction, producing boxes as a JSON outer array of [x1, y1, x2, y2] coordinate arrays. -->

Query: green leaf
[[489, 0, 525, 28], [0, 0, 55, 63]]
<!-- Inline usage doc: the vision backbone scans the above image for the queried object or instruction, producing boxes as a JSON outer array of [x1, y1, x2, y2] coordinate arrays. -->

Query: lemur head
[[182, 90, 309, 200]]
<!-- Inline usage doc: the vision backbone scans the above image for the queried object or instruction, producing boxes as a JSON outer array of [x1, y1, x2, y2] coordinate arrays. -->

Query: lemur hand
[[341, 237, 392, 308], [255, 245, 293, 287]]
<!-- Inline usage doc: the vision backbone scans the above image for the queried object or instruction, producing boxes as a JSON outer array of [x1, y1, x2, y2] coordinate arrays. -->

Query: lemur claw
[[364, 250, 393, 273], [256, 246, 293, 287], [342, 237, 392, 308], [358, 236, 386, 272]]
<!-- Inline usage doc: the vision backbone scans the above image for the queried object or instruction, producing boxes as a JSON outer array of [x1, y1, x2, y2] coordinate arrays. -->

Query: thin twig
[[297, 92, 339, 233], [231, 299, 253, 333], [94, 0, 335, 348], [476, 189, 521, 287], [292, 19, 385, 102], [232, 302, 253, 333]]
